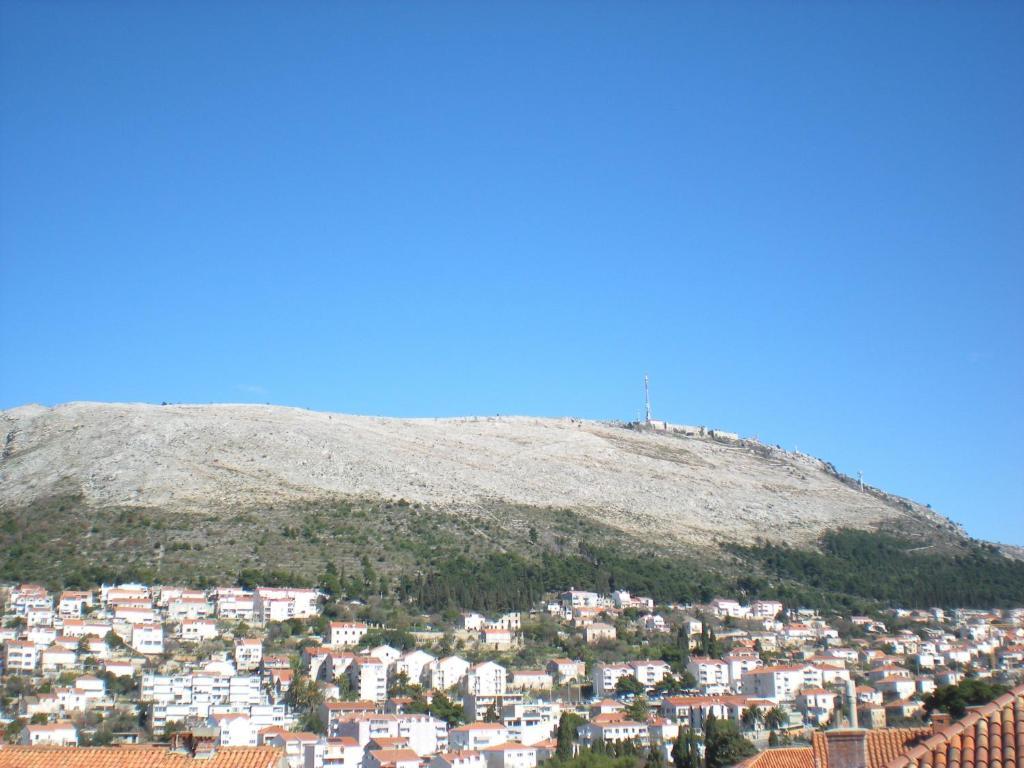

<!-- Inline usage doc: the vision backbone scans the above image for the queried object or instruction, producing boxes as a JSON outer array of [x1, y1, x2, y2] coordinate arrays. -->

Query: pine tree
[[672, 728, 701, 768]]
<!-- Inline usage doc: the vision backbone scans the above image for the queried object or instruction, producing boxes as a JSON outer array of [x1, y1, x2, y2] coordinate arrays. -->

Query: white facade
[[464, 661, 507, 697], [131, 622, 165, 655], [235, 638, 264, 672], [430, 656, 471, 691], [394, 649, 436, 685], [330, 622, 369, 648], [687, 658, 729, 690], [348, 657, 388, 702], [592, 663, 632, 696], [483, 744, 538, 768], [450, 723, 509, 751]]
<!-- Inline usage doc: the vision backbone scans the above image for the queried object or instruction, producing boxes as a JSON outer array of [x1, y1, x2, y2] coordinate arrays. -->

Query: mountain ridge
[[4, 402, 1024, 609], [1, 400, 962, 549]]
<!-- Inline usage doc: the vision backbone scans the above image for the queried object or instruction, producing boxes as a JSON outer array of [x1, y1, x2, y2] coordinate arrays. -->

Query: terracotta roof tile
[[812, 728, 931, 768], [739, 747, 815, 768], [883, 683, 1024, 768], [0, 745, 284, 768]]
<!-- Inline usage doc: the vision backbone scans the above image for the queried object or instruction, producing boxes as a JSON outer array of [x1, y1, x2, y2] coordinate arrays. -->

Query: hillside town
[[0, 582, 1021, 768]]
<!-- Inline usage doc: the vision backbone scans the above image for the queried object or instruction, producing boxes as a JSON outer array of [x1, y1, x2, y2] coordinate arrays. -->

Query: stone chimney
[[824, 729, 869, 768], [168, 729, 219, 759], [845, 679, 858, 728], [930, 713, 951, 733]]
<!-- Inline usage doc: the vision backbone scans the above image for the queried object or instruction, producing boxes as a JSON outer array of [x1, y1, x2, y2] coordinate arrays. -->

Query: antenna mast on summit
[[644, 374, 652, 424]]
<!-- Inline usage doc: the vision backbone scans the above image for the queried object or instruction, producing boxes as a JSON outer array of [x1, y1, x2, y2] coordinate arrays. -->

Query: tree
[[646, 745, 666, 768], [740, 705, 764, 732], [695, 625, 723, 659], [286, 675, 324, 715], [654, 673, 696, 696], [429, 692, 465, 727], [922, 680, 1008, 719], [765, 707, 788, 732], [673, 728, 702, 768], [300, 711, 326, 735], [703, 715, 755, 768], [625, 696, 650, 723], [3, 718, 26, 744], [104, 631, 126, 650], [483, 703, 500, 723], [389, 671, 412, 698], [556, 712, 585, 760], [615, 675, 646, 697]]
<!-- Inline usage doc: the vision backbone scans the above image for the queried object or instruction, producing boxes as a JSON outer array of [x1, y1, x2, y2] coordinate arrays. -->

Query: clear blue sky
[[1, 2, 1021, 544]]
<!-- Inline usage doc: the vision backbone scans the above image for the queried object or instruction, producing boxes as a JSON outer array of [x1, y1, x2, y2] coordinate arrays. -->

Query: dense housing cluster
[[0, 582, 1021, 768]]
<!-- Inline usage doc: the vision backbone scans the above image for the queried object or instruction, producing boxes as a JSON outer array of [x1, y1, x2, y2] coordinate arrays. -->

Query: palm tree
[[765, 706, 788, 732], [741, 705, 764, 732]]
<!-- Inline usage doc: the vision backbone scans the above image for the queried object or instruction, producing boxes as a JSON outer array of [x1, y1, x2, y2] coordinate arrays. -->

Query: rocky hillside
[[1, 401, 959, 549], [5, 402, 1023, 609]]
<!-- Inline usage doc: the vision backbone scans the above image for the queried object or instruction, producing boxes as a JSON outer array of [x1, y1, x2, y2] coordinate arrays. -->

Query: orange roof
[[369, 738, 410, 749], [738, 747, 814, 768], [369, 748, 420, 763], [451, 722, 505, 731], [812, 729, 931, 768], [0, 745, 284, 768], [438, 751, 483, 761], [328, 738, 361, 747], [591, 713, 628, 725], [740, 729, 930, 768], [884, 683, 1024, 768], [481, 743, 537, 752]]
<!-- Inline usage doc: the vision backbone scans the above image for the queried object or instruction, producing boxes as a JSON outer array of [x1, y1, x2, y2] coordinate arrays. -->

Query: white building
[[740, 665, 812, 702], [19, 721, 79, 746], [210, 712, 258, 747], [254, 587, 320, 623], [329, 622, 369, 648], [235, 638, 264, 672], [592, 663, 632, 696], [430, 656, 471, 691], [449, 722, 510, 751], [180, 619, 218, 642], [687, 657, 729, 691], [432, 752, 488, 768], [463, 661, 507, 697], [630, 660, 670, 688], [328, 712, 447, 755], [5, 641, 39, 673], [130, 622, 165, 655], [394, 649, 436, 686], [482, 743, 538, 768], [348, 656, 388, 702]]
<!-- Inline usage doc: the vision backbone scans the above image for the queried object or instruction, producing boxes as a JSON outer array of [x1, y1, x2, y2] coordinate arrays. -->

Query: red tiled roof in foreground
[[739, 729, 931, 768], [884, 683, 1024, 768], [812, 729, 932, 768], [739, 747, 814, 768], [739, 683, 1024, 768], [0, 745, 285, 768]]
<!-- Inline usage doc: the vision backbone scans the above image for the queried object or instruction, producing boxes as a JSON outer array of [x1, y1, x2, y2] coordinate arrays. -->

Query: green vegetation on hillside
[[402, 544, 729, 612], [922, 679, 1009, 718], [2, 494, 1022, 610], [733, 528, 1024, 608]]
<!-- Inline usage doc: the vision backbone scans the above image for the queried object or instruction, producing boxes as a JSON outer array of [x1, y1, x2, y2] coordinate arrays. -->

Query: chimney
[[190, 726, 219, 759], [824, 730, 869, 768], [169, 731, 195, 755], [930, 713, 951, 733], [168, 729, 218, 759], [845, 679, 858, 728]]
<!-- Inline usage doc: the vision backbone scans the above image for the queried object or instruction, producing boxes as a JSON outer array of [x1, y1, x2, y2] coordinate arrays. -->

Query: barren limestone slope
[[0, 402, 958, 548]]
